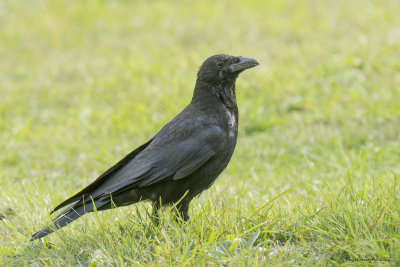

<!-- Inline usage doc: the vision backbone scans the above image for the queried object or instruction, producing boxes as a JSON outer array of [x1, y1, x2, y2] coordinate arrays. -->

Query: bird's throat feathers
[[193, 80, 237, 110], [212, 83, 237, 110]]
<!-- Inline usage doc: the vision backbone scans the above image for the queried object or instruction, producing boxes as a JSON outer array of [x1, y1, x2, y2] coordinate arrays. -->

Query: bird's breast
[[225, 109, 238, 138]]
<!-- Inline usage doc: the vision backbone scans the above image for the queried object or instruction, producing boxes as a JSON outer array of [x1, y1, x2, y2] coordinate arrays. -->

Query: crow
[[31, 54, 258, 240]]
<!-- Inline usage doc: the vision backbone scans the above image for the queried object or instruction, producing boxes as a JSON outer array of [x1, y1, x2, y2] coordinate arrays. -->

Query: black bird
[[31, 54, 258, 240]]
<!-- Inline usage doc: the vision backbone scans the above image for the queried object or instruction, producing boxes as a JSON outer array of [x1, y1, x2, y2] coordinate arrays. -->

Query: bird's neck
[[192, 80, 238, 111]]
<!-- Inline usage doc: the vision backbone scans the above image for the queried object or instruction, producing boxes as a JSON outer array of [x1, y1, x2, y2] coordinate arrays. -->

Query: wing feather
[[93, 125, 225, 196]]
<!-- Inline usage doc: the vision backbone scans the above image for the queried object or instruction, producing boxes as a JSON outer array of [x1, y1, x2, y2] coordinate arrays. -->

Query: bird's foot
[[151, 212, 160, 226], [175, 210, 189, 222]]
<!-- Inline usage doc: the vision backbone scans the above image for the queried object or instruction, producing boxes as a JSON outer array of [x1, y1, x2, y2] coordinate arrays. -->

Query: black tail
[[30, 199, 102, 241]]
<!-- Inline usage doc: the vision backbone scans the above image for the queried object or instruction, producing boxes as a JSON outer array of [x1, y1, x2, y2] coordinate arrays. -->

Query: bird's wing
[[92, 124, 225, 197], [50, 138, 153, 214]]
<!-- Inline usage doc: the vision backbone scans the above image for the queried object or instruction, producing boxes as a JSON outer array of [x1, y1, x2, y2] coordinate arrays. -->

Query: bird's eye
[[216, 62, 224, 68]]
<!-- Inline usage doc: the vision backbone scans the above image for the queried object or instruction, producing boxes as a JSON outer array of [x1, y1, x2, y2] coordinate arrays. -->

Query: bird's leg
[[176, 201, 190, 222], [151, 201, 160, 225]]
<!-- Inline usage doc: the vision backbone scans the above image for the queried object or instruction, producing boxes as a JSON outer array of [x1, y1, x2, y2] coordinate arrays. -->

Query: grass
[[1, 0, 399, 265]]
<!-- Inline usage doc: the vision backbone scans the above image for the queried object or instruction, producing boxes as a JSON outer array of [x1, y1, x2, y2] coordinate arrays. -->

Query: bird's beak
[[228, 57, 259, 73]]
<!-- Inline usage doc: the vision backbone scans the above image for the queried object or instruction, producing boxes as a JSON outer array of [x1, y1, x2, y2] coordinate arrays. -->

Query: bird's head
[[193, 54, 258, 106], [197, 54, 259, 85]]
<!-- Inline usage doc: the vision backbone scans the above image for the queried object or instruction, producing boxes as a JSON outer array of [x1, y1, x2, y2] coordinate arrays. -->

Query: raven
[[31, 54, 258, 240]]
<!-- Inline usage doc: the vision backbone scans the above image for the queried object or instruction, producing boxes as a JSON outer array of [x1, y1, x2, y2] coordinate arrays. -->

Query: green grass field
[[1, 0, 399, 265]]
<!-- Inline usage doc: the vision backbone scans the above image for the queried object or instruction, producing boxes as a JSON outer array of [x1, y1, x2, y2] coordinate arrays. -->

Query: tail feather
[[30, 199, 104, 241], [30, 208, 83, 241]]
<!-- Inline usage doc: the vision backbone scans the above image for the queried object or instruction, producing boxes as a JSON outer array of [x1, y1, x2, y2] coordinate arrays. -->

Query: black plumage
[[31, 54, 258, 240]]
